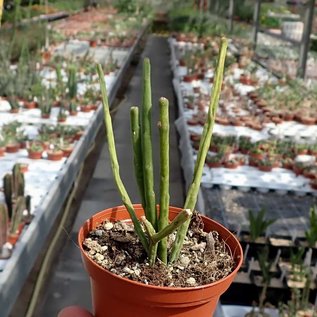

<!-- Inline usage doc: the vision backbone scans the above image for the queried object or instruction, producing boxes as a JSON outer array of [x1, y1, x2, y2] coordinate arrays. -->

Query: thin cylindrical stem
[[141, 216, 158, 266], [169, 37, 228, 263], [141, 58, 157, 228], [157, 97, 170, 264], [130, 107, 146, 210], [152, 209, 192, 245], [97, 64, 148, 253]]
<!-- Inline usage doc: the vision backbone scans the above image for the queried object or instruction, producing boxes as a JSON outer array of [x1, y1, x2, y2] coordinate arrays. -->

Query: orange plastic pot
[[78, 205, 243, 317]]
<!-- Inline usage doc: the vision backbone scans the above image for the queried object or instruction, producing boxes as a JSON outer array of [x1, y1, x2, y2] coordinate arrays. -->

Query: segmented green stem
[[157, 97, 170, 264], [141, 58, 157, 228], [169, 37, 228, 263], [130, 107, 146, 210], [97, 64, 148, 253], [152, 209, 192, 244], [141, 216, 158, 266]]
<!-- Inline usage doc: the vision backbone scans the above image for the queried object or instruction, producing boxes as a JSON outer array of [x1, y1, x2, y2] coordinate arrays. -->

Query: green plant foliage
[[305, 205, 317, 248], [248, 208, 276, 242]]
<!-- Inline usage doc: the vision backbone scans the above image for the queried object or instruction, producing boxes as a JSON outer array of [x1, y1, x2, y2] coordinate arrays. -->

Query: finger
[[58, 306, 94, 317]]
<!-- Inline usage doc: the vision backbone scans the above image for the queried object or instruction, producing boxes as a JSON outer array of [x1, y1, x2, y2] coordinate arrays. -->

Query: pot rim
[[78, 204, 243, 291]]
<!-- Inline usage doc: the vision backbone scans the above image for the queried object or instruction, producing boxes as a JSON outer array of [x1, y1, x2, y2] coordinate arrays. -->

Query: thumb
[[58, 306, 94, 317]]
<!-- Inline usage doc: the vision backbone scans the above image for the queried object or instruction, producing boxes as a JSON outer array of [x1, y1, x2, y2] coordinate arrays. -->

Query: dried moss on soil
[[83, 213, 235, 287]]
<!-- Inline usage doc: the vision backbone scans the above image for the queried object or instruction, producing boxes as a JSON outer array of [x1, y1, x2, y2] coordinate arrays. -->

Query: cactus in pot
[[96, 37, 229, 264], [9, 196, 26, 241], [77, 36, 243, 317], [3, 164, 26, 219], [3, 173, 13, 219], [0, 203, 9, 252]]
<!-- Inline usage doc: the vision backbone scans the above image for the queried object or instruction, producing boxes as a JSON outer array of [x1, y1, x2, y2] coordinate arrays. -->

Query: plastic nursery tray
[[204, 165, 316, 196], [169, 38, 317, 142]]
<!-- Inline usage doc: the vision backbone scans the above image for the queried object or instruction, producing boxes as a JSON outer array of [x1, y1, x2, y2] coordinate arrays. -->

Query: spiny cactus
[[12, 163, 25, 198], [3, 173, 13, 218], [67, 65, 77, 100], [97, 37, 228, 265], [9, 197, 26, 235], [0, 203, 9, 250]]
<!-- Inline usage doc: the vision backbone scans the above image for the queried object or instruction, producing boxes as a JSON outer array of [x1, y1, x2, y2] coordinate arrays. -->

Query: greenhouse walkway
[[35, 35, 186, 316]]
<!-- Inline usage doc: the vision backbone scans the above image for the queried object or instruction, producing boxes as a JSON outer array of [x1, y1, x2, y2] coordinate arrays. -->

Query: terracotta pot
[[298, 116, 315, 125], [311, 181, 317, 190], [249, 153, 264, 161], [74, 131, 85, 141], [62, 148, 73, 158], [224, 162, 239, 169], [303, 169, 317, 180], [24, 101, 37, 109], [8, 233, 19, 246], [90, 104, 98, 111], [282, 162, 294, 170], [10, 108, 19, 113], [5, 143, 20, 153], [0, 147, 5, 156], [70, 111, 78, 116], [81, 105, 92, 112], [47, 150, 64, 161], [258, 165, 273, 172], [78, 205, 243, 317], [283, 112, 294, 121], [28, 151, 43, 160], [271, 116, 282, 124], [293, 166, 304, 176], [207, 161, 222, 168], [89, 40, 97, 47], [58, 117, 67, 123], [183, 74, 198, 82], [41, 113, 51, 119]]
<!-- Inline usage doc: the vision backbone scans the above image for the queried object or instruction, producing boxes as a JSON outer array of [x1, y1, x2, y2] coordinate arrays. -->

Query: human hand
[[58, 306, 94, 317]]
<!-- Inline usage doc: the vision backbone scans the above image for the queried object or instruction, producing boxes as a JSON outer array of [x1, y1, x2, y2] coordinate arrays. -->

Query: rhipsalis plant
[[97, 37, 228, 265]]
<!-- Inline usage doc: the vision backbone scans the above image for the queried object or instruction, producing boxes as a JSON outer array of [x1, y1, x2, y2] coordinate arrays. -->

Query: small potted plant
[[40, 100, 52, 119], [5, 136, 20, 153], [47, 144, 64, 161], [206, 153, 224, 168], [77, 39, 243, 317], [56, 137, 74, 158], [224, 157, 240, 169], [257, 156, 276, 172], [69, 101, 78, 116], [57, 107, 68, 123], [27, 141, 44, 160]]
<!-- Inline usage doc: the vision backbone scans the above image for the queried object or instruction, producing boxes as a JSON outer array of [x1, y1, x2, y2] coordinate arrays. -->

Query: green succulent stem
[[141, 209, 191, 265], [97, 64, 149, 253], [141, 58, 157, 229], [157, 97, 170, 264], [130, 107, 146, 210], [141, 216, 158, 266], [152, 209, 192, 244], [169, 37, 228, 263]]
